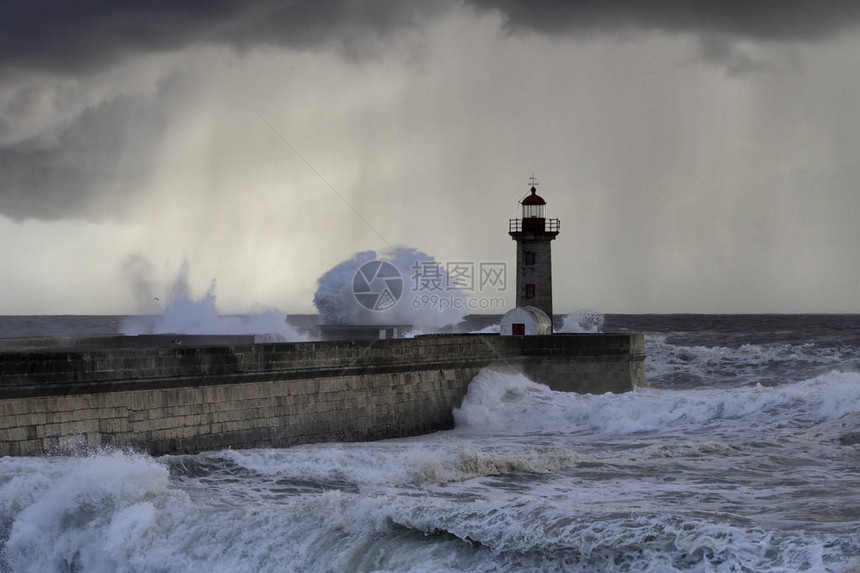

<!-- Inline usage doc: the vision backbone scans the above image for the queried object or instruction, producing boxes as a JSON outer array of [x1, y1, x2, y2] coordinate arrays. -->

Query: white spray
[[559, 310, 604, 333], [313, 247, 467, 328], [120, 262, 304, 341]]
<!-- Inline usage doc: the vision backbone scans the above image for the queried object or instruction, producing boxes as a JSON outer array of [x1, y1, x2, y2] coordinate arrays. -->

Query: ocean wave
[[308, 488, 850, 572], [453, 369, 860, 436], [1, 432, 856, 572], [0, 450, 351, 573], [2, 364, 858, 572], [645, 335, 859, 387], [213, 441, 583, 488], [0, 450, 177, 573]]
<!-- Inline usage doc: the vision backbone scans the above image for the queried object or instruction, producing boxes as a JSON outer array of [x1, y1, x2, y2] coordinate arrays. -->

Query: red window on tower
[[512, 323, 525, 335], [525, 284, 535, 299], [525, 251, 536, 266]]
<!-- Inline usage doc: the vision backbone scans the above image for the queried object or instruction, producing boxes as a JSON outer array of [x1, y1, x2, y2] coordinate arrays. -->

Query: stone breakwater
[[0, 334, 645, 456]]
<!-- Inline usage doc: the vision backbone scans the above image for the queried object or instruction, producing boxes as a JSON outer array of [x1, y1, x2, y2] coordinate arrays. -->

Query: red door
[[512, 323, 525, 335]]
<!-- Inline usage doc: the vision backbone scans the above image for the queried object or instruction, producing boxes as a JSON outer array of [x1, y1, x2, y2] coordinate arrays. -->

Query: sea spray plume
[[560, 310, 604, 333], [453, 370, 557, 431], [121, 254, 161, 314], [313, 246, 467, 328], [121, 262, 304, 341], [314, 250, 377, 325], [472, 324, 501, 334]]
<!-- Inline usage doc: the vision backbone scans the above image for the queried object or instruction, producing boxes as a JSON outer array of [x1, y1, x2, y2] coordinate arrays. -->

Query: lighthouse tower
[[508, 176, 560, 320]]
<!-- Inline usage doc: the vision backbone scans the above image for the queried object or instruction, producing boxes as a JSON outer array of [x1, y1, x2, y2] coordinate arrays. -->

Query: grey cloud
[[0, 0, 449, 221], [466, 1, 860, 76], [4, 1, 859, 77], [467, 1, 860, 41], [696, 35, 766, 77], [0, 0, 448, 75], [0, 87, 169, 220], [3, 1, 860, 223]]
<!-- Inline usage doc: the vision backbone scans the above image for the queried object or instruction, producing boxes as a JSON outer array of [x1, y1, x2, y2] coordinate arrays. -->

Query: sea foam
[[645, 335, 855, 387], [215, 440, 582, 488]]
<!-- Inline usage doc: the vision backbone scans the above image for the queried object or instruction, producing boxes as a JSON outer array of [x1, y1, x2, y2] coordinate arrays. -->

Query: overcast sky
[[1, 1, 859, 315]]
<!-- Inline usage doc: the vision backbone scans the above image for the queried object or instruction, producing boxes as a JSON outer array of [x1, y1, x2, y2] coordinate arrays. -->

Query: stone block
[[129, 409, 151, 422], [1, 426, 28, 441], [99, 418, 129, 434], [59, 419, 99, 435], [37, 423, 61, 438]]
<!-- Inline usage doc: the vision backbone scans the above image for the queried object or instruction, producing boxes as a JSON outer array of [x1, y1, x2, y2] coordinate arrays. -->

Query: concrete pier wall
[[0, 334, 645, 457]]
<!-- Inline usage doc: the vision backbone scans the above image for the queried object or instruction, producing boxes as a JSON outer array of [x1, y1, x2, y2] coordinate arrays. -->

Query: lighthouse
[[508, 176, 560, 321]]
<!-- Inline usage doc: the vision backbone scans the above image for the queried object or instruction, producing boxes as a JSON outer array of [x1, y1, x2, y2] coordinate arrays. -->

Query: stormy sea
[[1, 314, 859, 572]]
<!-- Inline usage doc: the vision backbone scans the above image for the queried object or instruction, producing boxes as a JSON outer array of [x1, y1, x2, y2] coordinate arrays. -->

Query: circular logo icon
[[352, 260, 403, 311]]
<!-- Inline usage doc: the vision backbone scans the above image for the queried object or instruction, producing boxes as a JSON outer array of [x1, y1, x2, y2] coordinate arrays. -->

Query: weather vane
[[529, 172, 539, 189]]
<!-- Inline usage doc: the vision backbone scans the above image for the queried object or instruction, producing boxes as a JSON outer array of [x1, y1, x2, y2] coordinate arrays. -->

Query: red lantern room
[[521, 186, 546, 220], [520, 186, 547, 232], [508, 176, 560, 235]]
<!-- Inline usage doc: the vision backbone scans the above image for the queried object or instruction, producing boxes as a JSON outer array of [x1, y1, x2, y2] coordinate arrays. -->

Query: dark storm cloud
[[468, 0, 860, 42], [3, 0, 860, 222], [0, 1, 449, 220], [4, 1, 860, 76], [0, 0, 447, 74]]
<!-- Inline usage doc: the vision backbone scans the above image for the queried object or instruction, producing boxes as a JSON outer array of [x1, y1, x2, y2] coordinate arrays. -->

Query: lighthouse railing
[[509, 218, 560, 233]]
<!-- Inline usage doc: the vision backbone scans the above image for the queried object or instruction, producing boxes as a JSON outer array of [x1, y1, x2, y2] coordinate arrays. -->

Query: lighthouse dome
[[522, 187, 546, 206]]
